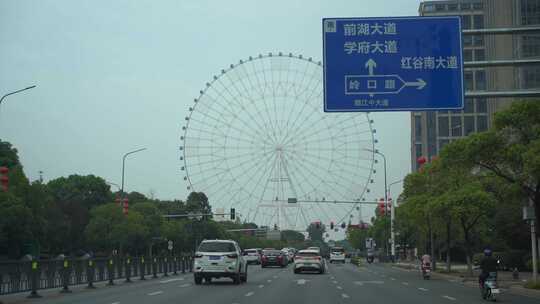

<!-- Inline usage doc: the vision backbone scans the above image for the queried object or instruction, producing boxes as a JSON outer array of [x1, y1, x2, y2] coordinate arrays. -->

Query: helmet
[[483, 248, 492, 256]]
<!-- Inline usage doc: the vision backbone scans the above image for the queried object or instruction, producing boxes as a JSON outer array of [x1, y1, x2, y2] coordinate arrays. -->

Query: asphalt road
[[2, 262, 538, 304]]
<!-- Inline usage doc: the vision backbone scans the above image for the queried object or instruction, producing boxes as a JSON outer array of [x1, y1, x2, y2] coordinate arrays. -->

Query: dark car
[[261, 250, 287, 268]]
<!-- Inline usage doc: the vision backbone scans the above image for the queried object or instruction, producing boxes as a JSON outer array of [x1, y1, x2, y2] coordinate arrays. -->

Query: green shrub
[[525, 281, 540, 289], [525, 259, 540, 273]]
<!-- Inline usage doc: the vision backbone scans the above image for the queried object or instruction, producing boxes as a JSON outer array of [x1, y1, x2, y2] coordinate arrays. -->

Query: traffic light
[[341, 222, 346, 229], [122, 198, 129, 215], [230, 208, 235, 220], [0, 167, 8, 192], [330, 222, 334, 229]]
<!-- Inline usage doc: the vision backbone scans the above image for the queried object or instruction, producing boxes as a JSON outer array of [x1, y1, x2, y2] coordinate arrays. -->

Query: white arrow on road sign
[[365, 59, 377, 76], [404, 78, 427, 90]]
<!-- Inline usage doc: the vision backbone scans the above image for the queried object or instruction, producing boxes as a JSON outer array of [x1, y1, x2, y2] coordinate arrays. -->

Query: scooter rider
[[479, 248, 498, 287], [421, 254, 431, 269]]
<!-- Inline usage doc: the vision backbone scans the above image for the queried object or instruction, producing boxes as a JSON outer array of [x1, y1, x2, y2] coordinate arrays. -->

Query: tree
[[0, 140, 20, 167], [84, 203, 126, 253], [448, 182, 494, 275], [442, 101, 540, 224], [0, 192, 33, 258], [127, 191, 148, 204], [347, 227, 369, 250], [47, 175, 113, 252], [115, 211, 150, 255], [131, 202, 163, 238], [47, 175, 112, 208], [186, 192, 212, 219], [162, 220, 188, 254]]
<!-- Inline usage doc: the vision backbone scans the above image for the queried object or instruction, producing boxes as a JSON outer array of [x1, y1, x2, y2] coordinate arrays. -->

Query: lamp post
[[1, 85, 36, 107], [388, 179, 404, 261], [121, 148, 146, 211], [364, 148, 389, 259]]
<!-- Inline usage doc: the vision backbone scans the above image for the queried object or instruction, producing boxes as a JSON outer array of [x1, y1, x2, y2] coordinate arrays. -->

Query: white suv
[[193, 240, 248, 285], [243, 248, 261, 264], [329, 247, 346, 263]]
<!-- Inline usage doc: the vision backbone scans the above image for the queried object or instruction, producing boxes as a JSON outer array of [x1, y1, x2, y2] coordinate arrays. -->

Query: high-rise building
[[411, 0, 540, 171]]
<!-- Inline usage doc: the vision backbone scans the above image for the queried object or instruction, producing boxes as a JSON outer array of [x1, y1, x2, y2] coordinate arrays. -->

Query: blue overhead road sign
[[323, 16, 464, 112]]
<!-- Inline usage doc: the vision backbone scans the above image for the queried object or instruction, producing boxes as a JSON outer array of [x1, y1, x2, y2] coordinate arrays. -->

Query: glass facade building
[[411, 0, 540, 171]]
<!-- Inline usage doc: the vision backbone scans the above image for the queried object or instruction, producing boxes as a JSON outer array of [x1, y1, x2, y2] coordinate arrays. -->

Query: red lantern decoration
[[417, 156, 427, 165], [0, 167, 9, 192], [123, 198, 129, 215]]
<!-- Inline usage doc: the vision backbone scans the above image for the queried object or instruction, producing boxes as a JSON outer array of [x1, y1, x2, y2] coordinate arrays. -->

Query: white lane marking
[[402, 282, 409, 286], [147, 291, 163, 296], [296, 279, 309, 285], [337, 286, 343, 290], [332, 280, 338, 284], [418, 287, 428, 292], [273, 275, 278, 279], [179, 283, 191, 288], [245, 292, 255, 297], [354, 280, 384, 286], [330, 276, 335, 279], [160, 278, 184, 283], [267, 279, 272, 283], [442, 295, 456, 301], [111, 302, 120, 304], [390, 277, 396, 281], [341, 293, 350, 299], [258, 284, 264, 288]]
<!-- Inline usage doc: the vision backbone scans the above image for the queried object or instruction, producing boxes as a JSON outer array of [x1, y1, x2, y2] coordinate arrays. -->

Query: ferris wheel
[[180, 52, 376, 231]]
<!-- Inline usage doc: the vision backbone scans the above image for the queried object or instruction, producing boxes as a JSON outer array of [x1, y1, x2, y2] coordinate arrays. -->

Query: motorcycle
[[421, 262, 431, 280], [480, 272, 499, 301]]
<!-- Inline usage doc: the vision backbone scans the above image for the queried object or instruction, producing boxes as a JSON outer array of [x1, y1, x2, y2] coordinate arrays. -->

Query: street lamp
[[0, 85, 36, 106], [388, 179, 404, 261], [1, 85, 37, 118], [106, 181, 121, 192], [121, 148, 147, 204], [364, 148, 389, 259]]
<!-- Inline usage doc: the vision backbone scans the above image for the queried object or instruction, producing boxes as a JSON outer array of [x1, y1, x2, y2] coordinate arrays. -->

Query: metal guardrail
[[0, 255, 194, 297]]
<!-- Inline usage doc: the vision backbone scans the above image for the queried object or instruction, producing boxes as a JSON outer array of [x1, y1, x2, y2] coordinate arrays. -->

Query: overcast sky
[[1, 0, 421, 225]]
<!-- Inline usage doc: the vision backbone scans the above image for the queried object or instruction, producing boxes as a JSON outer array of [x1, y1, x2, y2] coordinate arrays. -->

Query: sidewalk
[[393, 261, 540, 299]]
